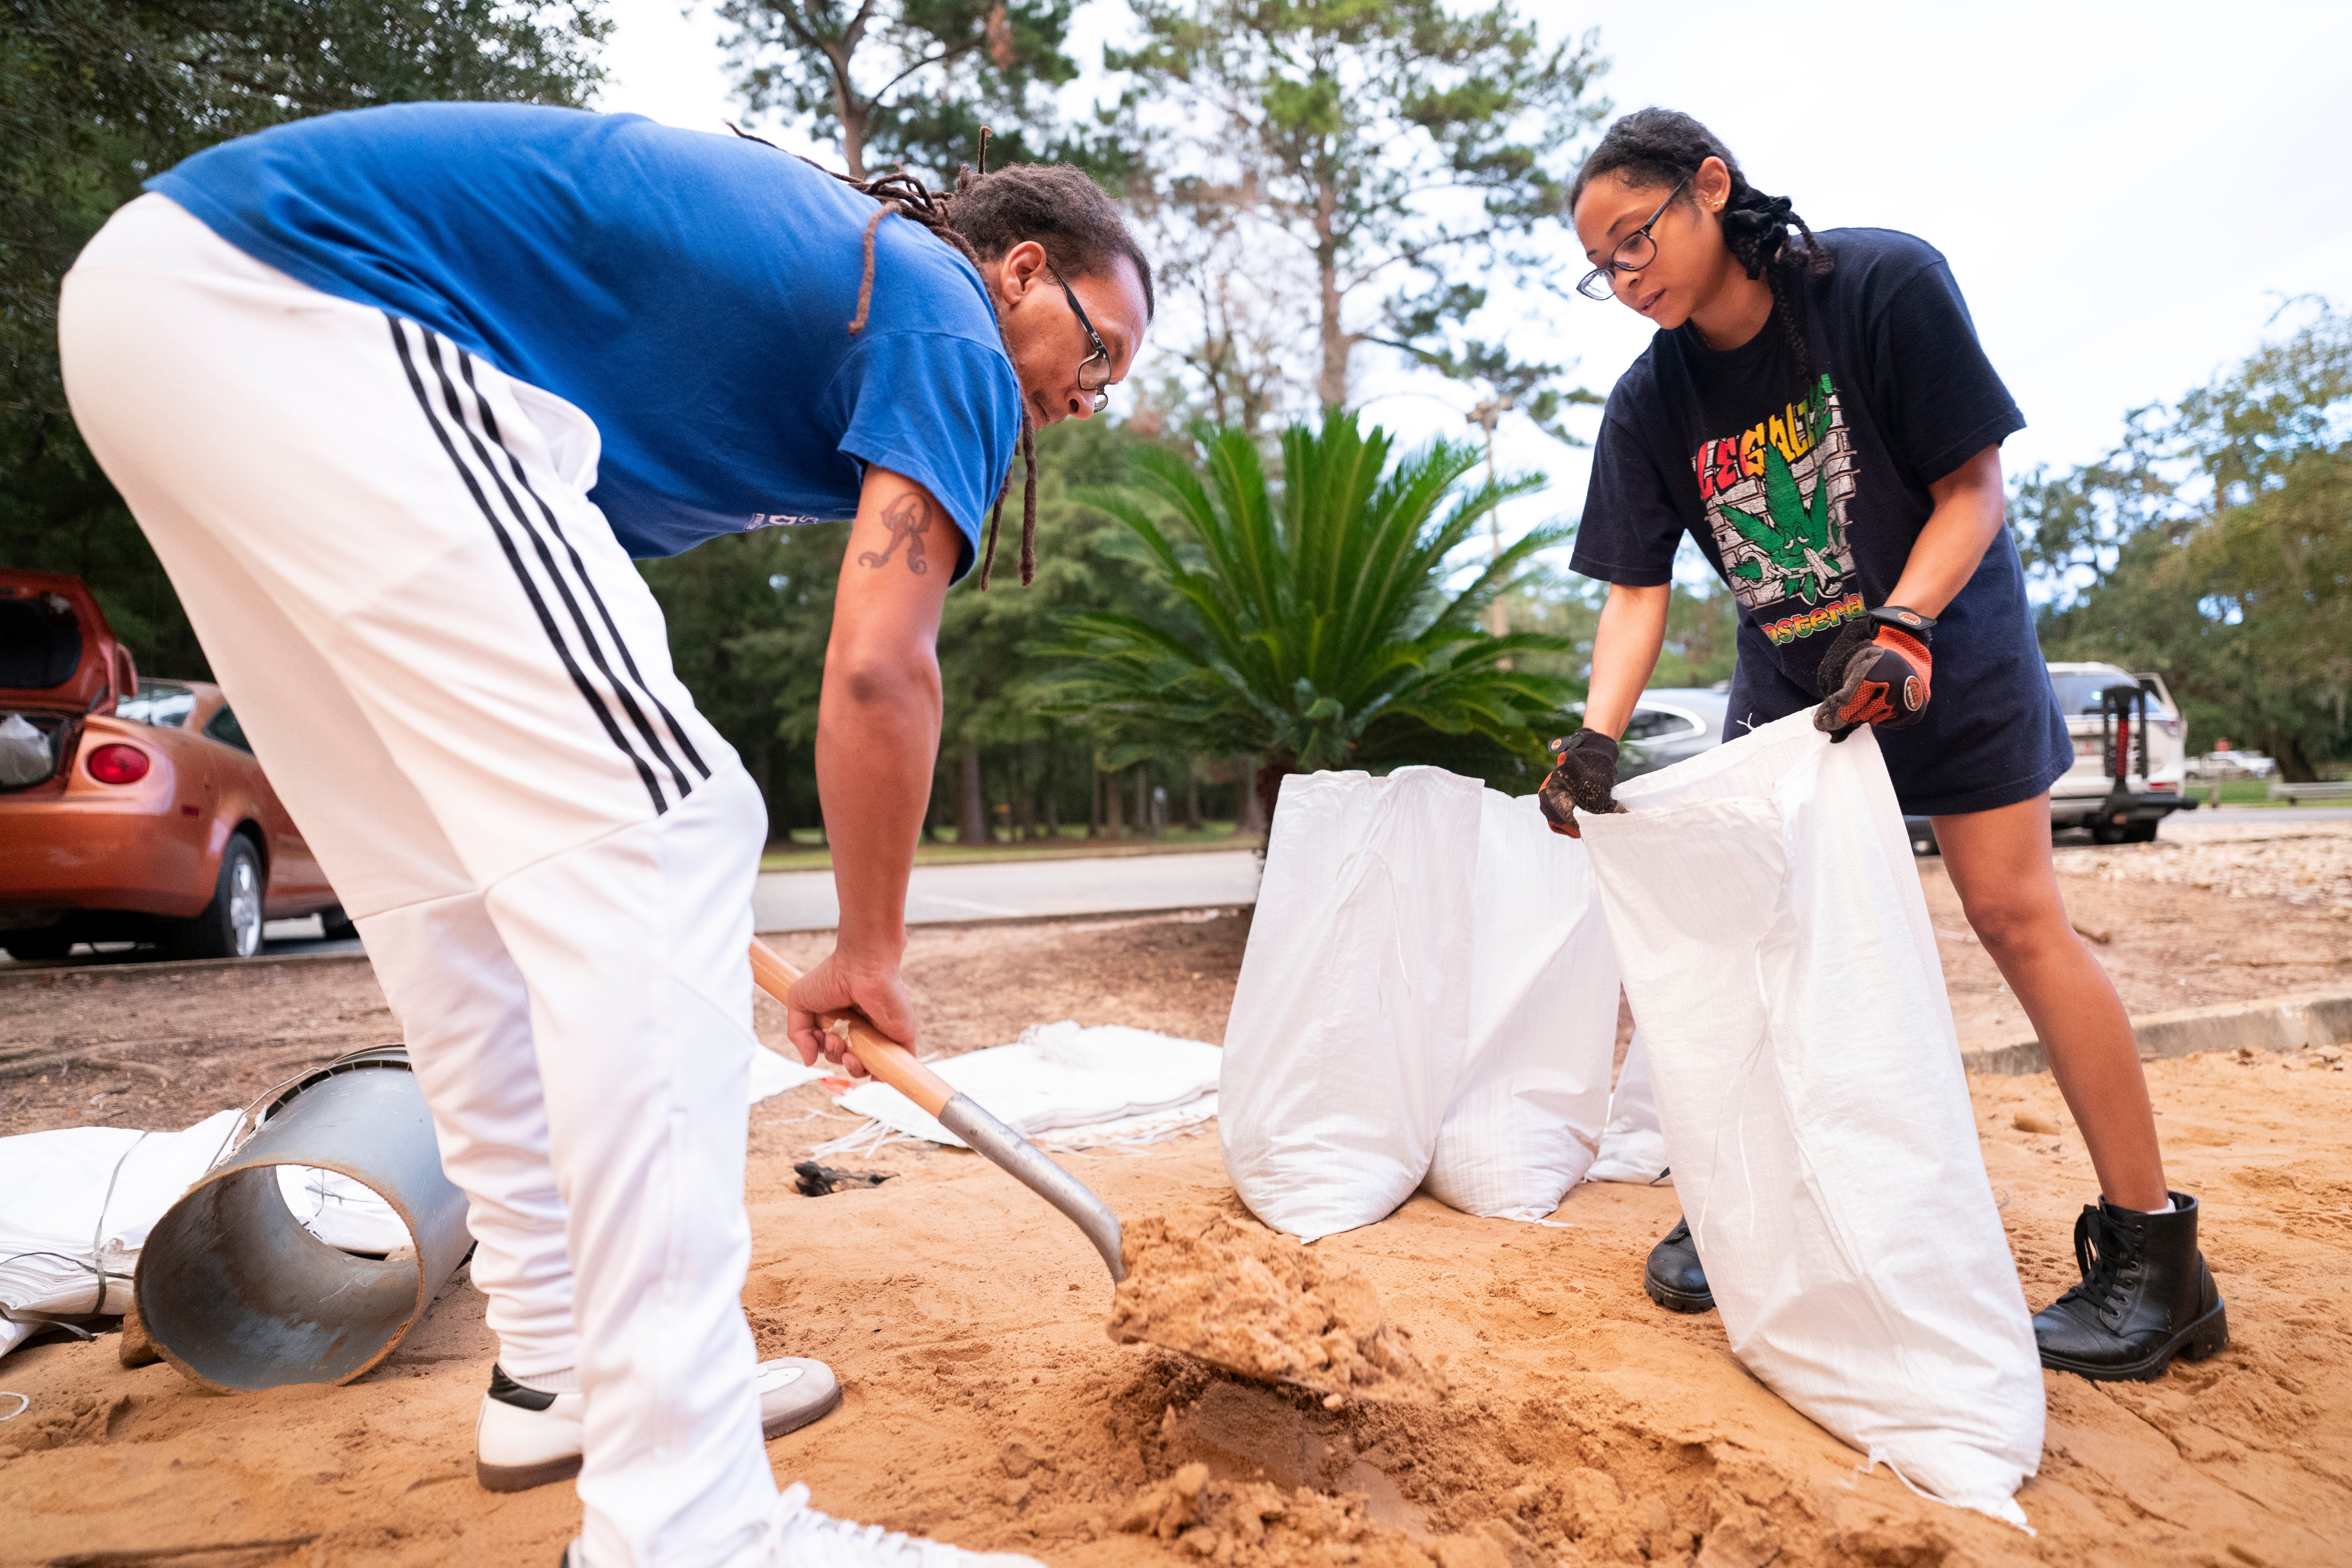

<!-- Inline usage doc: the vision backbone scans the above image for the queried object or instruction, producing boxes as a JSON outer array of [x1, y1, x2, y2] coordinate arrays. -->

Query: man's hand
[[1538, 729, 1624, 838], [784, 948, 918, 1078], [1815, 615, 1933, 742]]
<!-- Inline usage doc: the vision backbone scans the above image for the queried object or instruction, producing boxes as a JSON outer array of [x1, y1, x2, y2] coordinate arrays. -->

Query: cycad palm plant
[[1040, 410, 1579, 819]]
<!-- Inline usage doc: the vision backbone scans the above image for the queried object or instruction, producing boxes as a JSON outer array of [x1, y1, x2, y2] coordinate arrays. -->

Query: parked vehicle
[[2189, 748, 2277, 780], [0, 570, 346, 961], [2042, 662, 2192, 842], [1615, 687, 1731, 779]]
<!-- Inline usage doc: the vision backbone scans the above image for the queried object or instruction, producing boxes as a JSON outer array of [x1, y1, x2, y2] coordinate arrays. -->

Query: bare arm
[[785, 466, 954, 1073], [1582, 582, 1671, 739], [1885, 444, 2006, 617]]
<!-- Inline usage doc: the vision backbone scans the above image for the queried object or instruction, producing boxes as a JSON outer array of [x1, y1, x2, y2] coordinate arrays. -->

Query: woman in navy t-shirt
[[1545, 109, 2223, 1383]]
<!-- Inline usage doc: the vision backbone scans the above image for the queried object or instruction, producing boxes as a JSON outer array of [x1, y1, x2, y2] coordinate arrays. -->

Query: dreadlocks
[[729, 126, 1152, 590], [1570, 109, 1833, 392]]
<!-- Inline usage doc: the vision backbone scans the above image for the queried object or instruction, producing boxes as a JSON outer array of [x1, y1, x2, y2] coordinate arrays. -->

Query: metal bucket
[[135, 1045, 472, 1391]]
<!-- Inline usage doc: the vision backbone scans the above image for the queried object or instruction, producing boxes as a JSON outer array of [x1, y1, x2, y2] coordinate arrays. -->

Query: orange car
[[0, 570, 346, 961]]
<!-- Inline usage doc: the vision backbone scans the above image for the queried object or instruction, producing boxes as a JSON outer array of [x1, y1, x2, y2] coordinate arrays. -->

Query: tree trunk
[[1314, 178, 1349, 407], [1134, 765, 1152, 838], [958, 744, 988, 844], [1235, 755, 1270, 836], [1013, 744, 1036, 841], [1087, 761, 1102, 838], [1252, 755, 1293, 837], [1104, 764, 1126, 839], [1183, 762, 1202, 832]]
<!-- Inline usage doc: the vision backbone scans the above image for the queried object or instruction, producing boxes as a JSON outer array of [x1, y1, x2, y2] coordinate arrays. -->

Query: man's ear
[[995, 239, 1049, 301]]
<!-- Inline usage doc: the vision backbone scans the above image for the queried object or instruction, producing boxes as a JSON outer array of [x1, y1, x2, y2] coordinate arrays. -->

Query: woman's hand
[[784, 947, 918, 1077], [1539, 729, 1625, 838], [1815, 615, 1933, 741]]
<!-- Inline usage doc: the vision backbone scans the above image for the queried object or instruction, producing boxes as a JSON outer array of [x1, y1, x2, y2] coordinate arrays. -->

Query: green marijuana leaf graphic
[[1721, 443, 1841, 605]]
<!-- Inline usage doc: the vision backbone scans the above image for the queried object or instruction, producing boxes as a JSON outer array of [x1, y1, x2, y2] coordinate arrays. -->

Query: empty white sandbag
[[1421, 788, 1619, 1218], [1577, 713, 2043, 1527], [1220, 767, 1481, 1241]]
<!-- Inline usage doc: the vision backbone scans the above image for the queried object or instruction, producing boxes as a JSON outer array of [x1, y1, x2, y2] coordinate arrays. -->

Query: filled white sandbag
[[1421, 788, 1619, 1218], [1577, 713, 2042, 1527], [1585, 1027, 1669, 1184], [1221, 767, 1481, 1241], [0, 1109, 241, 1359], [834, 1021, 1221, 1147], [0, 713, 53, 787]]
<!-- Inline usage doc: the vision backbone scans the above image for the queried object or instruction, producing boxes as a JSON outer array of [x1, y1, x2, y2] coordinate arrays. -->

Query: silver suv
[[2045, 662, 2190, 843]]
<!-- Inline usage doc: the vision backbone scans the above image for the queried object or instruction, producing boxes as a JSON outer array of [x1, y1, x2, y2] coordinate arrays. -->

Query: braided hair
[[729, 127, 1154, 589], [1570, 109, 1833, 391]]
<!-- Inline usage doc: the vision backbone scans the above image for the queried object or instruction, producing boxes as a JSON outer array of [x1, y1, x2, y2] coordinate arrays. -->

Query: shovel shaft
[[746, 937, 1126, 1282]]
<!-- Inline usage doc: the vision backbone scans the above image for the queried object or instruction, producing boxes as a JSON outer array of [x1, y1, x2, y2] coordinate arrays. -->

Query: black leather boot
[[2033, 1191, 2228, 1381], [1644, 1216, 1714, 1313]]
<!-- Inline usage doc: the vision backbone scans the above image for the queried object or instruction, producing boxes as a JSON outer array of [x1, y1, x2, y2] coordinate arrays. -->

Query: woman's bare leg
[[1931, 793, 2169, 1210]]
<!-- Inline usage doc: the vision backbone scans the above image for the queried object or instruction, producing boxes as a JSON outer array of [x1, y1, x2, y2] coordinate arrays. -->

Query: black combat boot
[[2033, 1191, 2228, 1381], [1644, 1216, 1714, 1313]]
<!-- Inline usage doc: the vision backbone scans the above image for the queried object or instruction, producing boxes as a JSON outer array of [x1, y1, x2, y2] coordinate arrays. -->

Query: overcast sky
[[594, 0, 2352, 566]]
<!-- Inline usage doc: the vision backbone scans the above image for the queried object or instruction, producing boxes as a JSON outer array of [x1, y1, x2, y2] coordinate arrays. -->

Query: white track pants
[[62, 196, 776, 1568]]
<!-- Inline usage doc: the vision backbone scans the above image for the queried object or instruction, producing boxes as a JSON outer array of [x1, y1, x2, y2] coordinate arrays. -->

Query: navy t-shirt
[[1570, 227, 2070, 817], [150, 103, 1023, 580]]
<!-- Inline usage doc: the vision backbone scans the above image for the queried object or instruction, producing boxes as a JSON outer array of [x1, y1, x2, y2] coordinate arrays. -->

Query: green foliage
[[1040, 410, 1579, 799], [720, 0, 1081, 182], [2021, 302, 2351, 779], [0, 0, 609, 677], [1107, 0, 1608, 408]]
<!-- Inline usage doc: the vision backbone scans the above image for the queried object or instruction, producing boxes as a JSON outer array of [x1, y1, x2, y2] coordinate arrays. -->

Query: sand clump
[[1109, 1208, 1443, 1400]]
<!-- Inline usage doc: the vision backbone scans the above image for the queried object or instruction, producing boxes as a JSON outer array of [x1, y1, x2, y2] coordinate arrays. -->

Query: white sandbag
[[1221, 767, 1482, 1241], [1577, 713, 2042, 1526], [1421, 789, 1619, 1219], [0, 713, 52, 787], [0, 1109, 241, 1360], [1585, 1027, 1670, 1184], [275, 1165, 411, 1255], [833, 1021, 1221, 1147]]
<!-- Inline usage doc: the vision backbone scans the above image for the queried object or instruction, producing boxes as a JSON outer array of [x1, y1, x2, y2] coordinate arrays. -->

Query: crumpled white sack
[[834, 1021, 1221, 1147], [274, 1165, 412, 1255], [0, 1109, 241, 1361], [1421, 788, 1619, 1219], [1578, 713, 2043, 1526], [0, 713, 52, 788]]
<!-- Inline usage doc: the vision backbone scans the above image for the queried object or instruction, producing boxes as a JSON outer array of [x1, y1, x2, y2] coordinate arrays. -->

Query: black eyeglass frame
[[1575, 174, 1692, 302], [1047, 264, 1113, 414]]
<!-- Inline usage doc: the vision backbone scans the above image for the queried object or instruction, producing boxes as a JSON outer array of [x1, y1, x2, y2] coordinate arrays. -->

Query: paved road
[[752, 849, 1265, 932]]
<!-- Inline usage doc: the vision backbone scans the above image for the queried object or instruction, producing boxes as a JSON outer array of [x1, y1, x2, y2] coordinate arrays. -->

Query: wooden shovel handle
[[747, 937, 956, 1119]]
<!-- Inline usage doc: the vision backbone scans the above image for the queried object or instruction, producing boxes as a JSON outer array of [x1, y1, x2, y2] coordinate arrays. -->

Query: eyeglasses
[[1048, 265, 1113, 413], [1575, 174, 1691, 302]]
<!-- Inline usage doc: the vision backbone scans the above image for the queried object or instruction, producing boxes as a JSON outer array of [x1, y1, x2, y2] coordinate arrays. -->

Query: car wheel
[[2089, 823, 2127, 845], [319, 904, 359, 941], [3, 928, 75, 961], [164, 835, 265, 960], [2121, 821, 2159, 843]]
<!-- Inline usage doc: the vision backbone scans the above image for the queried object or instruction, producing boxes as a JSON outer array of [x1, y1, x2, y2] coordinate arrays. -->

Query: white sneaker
[[554, 1483, 1044, 1568], [477, 1358, 843, 1492]]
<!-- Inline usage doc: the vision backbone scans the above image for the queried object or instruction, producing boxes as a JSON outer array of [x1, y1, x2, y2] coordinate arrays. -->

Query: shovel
[[748, 937, 1125, 1283]]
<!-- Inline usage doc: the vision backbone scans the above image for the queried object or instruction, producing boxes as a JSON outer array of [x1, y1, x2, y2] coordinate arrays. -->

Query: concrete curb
[[1961, 988, 2352, 1076]]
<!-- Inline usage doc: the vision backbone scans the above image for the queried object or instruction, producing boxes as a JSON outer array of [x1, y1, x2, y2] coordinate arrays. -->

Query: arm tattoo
[[857, 492, 932, 575]]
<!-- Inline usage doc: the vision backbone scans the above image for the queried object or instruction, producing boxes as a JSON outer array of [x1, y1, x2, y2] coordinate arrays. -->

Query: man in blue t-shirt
[[59, 103, 1151, 1568]]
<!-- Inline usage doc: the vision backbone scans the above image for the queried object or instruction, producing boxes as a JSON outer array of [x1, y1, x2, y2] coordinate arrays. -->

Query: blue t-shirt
[[151, 103, 1022, 579], [1570, 228, 2070, 817]]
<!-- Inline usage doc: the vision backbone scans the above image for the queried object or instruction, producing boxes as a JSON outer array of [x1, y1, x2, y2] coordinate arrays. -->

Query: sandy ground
[[3, 876, 2351, 1567]]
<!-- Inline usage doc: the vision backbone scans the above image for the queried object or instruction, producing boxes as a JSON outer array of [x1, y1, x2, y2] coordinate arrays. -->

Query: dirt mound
[[1109, 1207, 1443, 1399]]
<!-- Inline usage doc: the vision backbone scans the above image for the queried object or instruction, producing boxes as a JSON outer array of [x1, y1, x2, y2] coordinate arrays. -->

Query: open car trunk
[[0, 573, 136, 793]]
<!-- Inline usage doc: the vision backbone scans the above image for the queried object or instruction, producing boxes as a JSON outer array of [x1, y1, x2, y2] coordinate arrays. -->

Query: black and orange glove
[[1537, 729, 1622, 836], [1814, 606, 1935, 742]]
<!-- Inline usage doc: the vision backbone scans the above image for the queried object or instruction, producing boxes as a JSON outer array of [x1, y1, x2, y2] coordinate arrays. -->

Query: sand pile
[[1109, 1207, 1443, 1399]]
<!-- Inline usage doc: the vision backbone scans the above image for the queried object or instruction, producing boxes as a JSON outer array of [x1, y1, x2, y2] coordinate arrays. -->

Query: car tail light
[[2162, 717, 2183, 739], [86, 744, 151, 784]]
